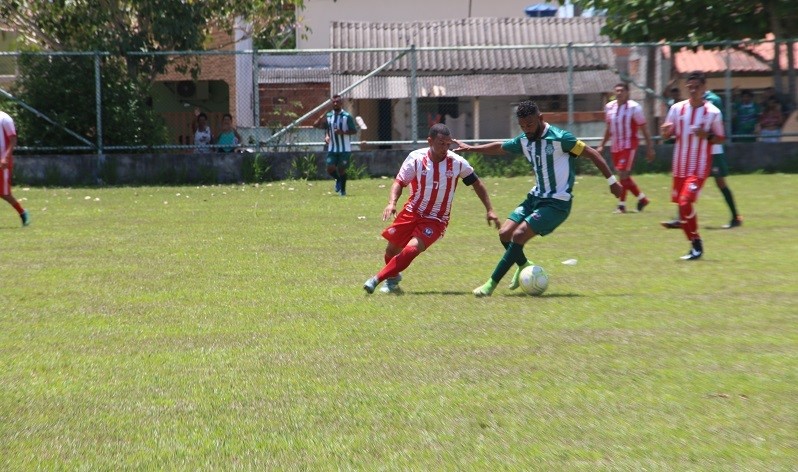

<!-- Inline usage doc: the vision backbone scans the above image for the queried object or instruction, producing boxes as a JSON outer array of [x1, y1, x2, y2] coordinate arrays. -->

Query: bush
[[12, 53, 168, 153], [291, 154, 320, 180], [463, 152, 531, 178]]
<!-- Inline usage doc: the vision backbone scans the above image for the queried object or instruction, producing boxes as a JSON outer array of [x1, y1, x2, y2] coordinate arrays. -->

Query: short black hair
[[516, 100, 540, 118], [615, 82, 630, 91], [741, 89, 753, 97], [686, 71, 706, 83], [428, 123, 451, 138], [223, 113, 233, 120], [197, 112, 208, 120]]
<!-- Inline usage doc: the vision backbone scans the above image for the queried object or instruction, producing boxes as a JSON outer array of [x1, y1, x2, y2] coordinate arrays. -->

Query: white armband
[[607, 175, 618, 185]]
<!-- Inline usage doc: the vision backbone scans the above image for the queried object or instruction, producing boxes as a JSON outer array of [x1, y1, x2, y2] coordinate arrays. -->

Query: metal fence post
[[724, 42, 733, 139], [252, 48, 260, 129], [567, 42, 574, 127], [94, 52, 104, 179], [410, 44, 418, 144]]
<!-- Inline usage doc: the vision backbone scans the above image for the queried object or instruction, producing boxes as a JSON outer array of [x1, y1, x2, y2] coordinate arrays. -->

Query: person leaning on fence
[[732, 90, 760, 143], [0, 110, 30, 227], [216, 113, 242, 153], [759, 96, 785, 142], [192, 109, 213, 153], [313, 94, 358, 196]]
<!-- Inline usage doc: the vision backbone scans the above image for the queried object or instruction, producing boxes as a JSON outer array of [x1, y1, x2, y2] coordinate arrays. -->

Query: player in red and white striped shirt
[[1, 110, 29, 227], [597, 83, 655, 213], [363, 124, 500, 294], [660, 71, 726, 260]]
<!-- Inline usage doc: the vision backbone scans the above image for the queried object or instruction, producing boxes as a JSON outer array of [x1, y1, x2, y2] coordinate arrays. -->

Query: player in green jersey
[[455, 101, 622, 297]]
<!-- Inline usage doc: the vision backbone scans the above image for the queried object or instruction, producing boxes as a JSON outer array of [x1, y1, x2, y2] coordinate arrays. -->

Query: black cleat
[[721, 216, 743, 229], [637, 198, 650, 212], [661, 219, 681, 229], [680, 238, 703, 261]]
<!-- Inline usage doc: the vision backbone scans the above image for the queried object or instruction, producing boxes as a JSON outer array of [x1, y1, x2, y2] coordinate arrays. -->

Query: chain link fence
[[1, 38, 796, 156]]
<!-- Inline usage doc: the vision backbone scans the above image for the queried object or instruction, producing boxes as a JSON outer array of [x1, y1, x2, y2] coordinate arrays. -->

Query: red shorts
[[611, 148, 637, 172], [382, 209, 447, 249], [671, 176, 706, 204], [1, 156, 13, 197]]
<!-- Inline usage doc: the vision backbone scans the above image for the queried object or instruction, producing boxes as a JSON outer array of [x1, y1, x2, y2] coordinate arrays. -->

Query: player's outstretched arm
[[453, 140, 507, 156], [470, 177, 500, 229]]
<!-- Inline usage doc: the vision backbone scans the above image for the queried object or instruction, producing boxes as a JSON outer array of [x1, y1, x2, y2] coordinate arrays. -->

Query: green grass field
[[1, 174, 796, 470]]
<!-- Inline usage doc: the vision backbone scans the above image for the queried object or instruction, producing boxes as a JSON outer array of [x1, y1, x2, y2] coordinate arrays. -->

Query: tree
[[0, 0, 306, 78], [571, 0, 798, 101], [571, 0, 796, 43], [0, 0, 306, 151]]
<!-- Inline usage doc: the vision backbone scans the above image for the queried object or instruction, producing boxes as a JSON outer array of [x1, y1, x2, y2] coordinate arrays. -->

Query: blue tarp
[[524, 4, 558, 17]]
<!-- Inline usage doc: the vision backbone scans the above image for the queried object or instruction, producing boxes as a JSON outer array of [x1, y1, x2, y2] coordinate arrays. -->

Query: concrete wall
[[13, 142, 798, 187]]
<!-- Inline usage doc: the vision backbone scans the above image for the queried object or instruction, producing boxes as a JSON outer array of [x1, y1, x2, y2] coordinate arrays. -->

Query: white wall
[[298, 0, 535, 49]]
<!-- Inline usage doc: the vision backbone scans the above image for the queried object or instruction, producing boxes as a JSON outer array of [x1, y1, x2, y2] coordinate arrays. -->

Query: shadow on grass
[[402, 291, 584, 298]]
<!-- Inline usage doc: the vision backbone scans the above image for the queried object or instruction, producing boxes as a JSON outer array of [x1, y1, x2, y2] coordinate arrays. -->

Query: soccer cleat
[[363, 276, 380, 294], [721, 216, 743, 229], [21, 210, 30, 226], [334, 179, 342, 194], [339, 190, 346, 197], [660, 219, 681, 229], [379, 273, 403, 293], [508, 261, 534, 290], [613, 205, 627, 214], [637, 198, 650, 212], [680, 238, 703, 261], [473, 279, 497, 297]]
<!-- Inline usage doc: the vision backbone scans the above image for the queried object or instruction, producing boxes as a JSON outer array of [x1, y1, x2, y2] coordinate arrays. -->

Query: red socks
[[679, 201, 699, 240], [621, 177, 641, 199], [378, 246, 421, 281]]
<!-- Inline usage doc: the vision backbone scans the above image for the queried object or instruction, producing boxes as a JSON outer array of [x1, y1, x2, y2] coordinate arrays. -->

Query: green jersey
[[704, 90, 725, 154], [501, 123, 588, 202], [323, 110, 357, 153]]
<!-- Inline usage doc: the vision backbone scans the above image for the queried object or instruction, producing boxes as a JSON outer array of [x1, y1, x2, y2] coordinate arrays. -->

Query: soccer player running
[[313, 94, 358, 196], [0, 110, 29, 227], [661, 86, 743, 229], [596, 82, 655, 213], [455, 100, 622, 297], [660, 71, 726, 260], [363, 123, 500, 294]]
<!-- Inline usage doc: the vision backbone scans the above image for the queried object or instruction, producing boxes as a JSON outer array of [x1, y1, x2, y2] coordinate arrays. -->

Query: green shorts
[[710, 153, 729, 177], [326, 152, 351, 168], [507, 194, 572, 236]]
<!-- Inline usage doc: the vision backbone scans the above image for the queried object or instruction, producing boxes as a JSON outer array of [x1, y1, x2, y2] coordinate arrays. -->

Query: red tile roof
[[667, 35, 798, 73]]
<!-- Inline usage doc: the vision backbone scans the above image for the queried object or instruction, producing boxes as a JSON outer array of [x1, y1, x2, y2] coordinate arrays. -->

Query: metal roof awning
[[331, 69, 618, 99]]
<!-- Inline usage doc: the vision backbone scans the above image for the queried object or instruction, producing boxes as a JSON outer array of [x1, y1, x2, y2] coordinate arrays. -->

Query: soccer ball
[[519, 265, 549, 296]]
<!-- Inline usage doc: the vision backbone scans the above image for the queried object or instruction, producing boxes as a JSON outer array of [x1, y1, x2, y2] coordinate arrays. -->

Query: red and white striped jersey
[[665, 100, 725, 179], [605, 99, 646, 152], [0, 111, 16, 157], [395, 147, 475, 223]]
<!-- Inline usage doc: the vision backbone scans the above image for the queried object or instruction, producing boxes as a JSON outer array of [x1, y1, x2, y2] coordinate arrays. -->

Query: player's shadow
[[403, 291, 583, 298]]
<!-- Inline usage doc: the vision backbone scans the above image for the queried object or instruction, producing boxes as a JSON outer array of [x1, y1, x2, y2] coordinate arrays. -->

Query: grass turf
[[1, 174, 796, 470]]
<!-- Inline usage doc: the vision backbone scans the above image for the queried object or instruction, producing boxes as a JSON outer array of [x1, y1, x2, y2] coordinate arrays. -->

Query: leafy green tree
[[0, 0, 305, 150], [574, 0, 796, 42]]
